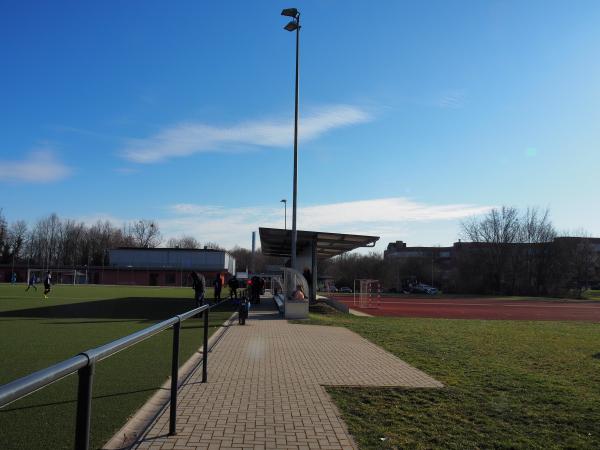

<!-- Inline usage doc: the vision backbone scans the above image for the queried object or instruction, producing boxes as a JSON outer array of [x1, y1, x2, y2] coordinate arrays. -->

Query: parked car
[[339, 287, 353, 293], [422, 286, 438, 295], [410, 284, 438, 295]]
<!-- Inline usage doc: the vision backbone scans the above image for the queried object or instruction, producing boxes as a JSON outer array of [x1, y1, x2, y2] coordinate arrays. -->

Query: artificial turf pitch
[[0, 284, 233, 450], [307, 303, 600, 449]]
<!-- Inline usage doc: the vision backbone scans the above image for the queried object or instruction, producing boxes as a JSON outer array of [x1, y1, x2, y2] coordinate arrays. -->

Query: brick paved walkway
[[132, 301, 441, 450]]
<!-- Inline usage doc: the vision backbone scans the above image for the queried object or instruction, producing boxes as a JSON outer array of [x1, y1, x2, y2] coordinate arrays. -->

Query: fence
[[0, 300, 230, 450]]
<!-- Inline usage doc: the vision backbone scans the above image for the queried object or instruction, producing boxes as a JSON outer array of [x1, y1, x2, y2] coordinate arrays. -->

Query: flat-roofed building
[[93, 247, 236, 286]]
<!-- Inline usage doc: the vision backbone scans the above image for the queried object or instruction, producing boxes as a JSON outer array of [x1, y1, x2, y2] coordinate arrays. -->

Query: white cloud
[[0, 150, 71, 183], [77, 198, 491, 252], [437, 89, 466, 109], [299, 198, 490, 228], [162, 198, 492, 250], [121, 104, 372, 164]]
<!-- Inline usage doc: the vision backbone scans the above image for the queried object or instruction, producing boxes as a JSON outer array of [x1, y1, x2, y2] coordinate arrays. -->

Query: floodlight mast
[[281, 7, 301, 270]]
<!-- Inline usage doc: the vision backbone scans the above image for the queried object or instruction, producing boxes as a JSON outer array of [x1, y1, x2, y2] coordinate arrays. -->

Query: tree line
[[0, 210, 280, 273], [323, 207, 599, 298], [0, 210, 190, 269], [2, 206, 597, 297]]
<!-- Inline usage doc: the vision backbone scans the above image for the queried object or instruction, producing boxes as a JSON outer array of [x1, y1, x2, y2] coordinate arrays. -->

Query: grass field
[[0, 284, 234, 450], [307, 303, 600, 449], [586, 289, 600, 300]]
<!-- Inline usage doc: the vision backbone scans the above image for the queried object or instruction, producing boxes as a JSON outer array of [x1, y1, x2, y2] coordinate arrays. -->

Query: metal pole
[[75, 363, 94, 450], [284, 201, 287, 231], [251, 232, 256, 274], [169, 321, 181, 435], [311, 237, 317, 302], [291, 15, 300, 271], [202, 309, 209, 383]]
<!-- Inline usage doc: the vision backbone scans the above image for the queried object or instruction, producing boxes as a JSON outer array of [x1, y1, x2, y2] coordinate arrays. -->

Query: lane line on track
[[340, 301, 600, 309]]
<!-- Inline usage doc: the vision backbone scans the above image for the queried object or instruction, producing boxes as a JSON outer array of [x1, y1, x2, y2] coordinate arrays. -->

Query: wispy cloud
[[114, 167, 139, 175], [0, 149, 71, 183], [436, 89, 466, 109], [161, 198, 492, 250], [121, 104, 372, 164]]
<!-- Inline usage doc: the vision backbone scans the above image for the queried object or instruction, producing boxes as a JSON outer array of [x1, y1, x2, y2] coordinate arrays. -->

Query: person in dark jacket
[[250, 275, 261, 304], [214, 274, 223, 301], [238, 295, 249, 325], [190, 272, 205, 307], [228, 275, 239, 299]]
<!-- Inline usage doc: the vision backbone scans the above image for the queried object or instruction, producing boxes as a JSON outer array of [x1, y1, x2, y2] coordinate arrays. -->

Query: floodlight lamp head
[[280, 199, 287, 203], [281, 8, 299, 18], [284, 21, 298, 32]]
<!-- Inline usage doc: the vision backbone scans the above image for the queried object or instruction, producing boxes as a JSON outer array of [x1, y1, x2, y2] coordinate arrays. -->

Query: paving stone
[[133, 300, 441, 450]]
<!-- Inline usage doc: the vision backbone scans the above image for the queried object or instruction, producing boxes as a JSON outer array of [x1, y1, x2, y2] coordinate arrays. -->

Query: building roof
[[114, 247, 226, 253], [259, 227, 379, 259]]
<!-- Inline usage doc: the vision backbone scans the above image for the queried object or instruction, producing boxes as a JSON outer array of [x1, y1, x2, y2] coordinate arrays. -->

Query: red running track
[[330, 296, 600, 322]]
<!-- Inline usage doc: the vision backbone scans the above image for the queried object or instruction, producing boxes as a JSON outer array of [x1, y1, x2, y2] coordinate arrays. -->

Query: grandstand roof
[[259, 227, 379, 259]]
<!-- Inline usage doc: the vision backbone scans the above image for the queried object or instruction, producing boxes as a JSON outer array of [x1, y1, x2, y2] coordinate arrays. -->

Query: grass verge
[[0, 284, 233, 450], [306, 303, 600, 449]]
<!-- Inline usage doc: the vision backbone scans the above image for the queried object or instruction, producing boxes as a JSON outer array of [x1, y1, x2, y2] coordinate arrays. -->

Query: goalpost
[[353, 279, 381, 308], [26, 268, 88, 285]]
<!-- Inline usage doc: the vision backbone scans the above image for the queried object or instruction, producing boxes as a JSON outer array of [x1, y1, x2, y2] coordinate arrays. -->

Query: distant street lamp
[[281, 7, 301, 270], [280, 199, 287, 230]]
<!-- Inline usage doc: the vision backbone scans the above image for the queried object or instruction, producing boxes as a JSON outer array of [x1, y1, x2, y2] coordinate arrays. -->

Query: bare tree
[[519, 208, 556, 294], [204, 241, 224, 251], [0, 209, 8, 263], [7, 220, 28, 263], [461, 207, 521, 293], [127, 220, 162, 248], [166, 236, 200, 249], [30, 213, 63, 268]]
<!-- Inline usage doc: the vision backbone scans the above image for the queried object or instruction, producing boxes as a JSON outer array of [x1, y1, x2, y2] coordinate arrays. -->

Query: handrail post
[[75, 363, 94, 450], [169, 320, 181, 436], [202, 308, 209, 383]]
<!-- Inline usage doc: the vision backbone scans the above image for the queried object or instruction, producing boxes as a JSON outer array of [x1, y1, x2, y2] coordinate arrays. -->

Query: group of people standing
[[189, 272, 265, 327], [190, 272, 258, 307]]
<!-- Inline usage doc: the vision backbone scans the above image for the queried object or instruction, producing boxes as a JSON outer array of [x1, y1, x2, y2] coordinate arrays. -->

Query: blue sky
[[1, 1, 599, 250]]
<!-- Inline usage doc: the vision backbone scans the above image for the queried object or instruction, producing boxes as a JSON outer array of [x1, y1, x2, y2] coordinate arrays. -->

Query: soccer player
[[25, 273, 37, 291], [43, 271, 52, 299]]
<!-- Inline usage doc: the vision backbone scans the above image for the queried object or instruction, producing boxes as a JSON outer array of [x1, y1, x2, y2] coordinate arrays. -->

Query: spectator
[[214, 274, 223, 300], [190, 272, 206, 307], [292, 284, 305, 300], [238, 295, 249, 325], [228, 275, 239, 299], [251, 275, 261, 304]]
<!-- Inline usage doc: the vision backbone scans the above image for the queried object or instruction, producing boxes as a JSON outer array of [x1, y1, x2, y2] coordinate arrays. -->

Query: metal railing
[[0, 300, 229, 450]]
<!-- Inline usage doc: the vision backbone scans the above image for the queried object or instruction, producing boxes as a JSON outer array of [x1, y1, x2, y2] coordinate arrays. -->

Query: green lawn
[[586, 290, 600, 301], [0, 284, 234, 450], [306, 303, 600, 449]]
